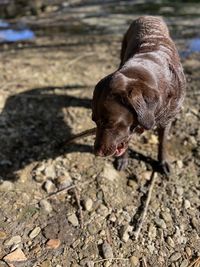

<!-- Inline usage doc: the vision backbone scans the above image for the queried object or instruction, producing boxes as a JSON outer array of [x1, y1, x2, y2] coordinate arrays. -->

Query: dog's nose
[[94, 143, 105, 157]]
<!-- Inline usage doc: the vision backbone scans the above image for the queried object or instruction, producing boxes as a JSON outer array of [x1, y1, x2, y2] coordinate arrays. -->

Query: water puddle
[[0, 20, 35, 43]]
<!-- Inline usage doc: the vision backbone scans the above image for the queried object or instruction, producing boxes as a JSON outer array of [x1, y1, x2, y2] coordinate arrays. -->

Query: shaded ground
[[0, 1, 200, 267]]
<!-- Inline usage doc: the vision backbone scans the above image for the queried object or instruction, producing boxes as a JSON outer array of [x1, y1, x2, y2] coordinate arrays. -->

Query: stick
[[74, 187, 84, 229], [133, 171, 157, 240], [42, 185, 76, 200], [93, 258, 129, 264], [188, 257, 200, 267]]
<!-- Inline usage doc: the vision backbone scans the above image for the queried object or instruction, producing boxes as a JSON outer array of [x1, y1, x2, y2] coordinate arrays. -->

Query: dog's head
[[92, 71, 159, 157]]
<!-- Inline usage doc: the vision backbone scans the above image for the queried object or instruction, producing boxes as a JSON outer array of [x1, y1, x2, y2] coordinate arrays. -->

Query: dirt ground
[[0, 1, 200, 267]]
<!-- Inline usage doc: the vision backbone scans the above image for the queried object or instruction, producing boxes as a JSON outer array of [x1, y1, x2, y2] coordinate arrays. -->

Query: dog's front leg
[[157, 123, 171, 175]]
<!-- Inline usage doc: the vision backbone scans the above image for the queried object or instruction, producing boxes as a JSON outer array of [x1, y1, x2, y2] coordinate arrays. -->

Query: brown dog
[[92, 16, 186, 175]]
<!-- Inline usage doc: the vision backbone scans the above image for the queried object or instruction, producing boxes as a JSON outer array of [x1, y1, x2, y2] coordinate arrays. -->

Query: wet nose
[[94, 143, 104, 157]]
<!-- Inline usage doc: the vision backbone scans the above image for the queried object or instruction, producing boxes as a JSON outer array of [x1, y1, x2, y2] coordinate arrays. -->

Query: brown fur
[[92, 16, 186, 173]]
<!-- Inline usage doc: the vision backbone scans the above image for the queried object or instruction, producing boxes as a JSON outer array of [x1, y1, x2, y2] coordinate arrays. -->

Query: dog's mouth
[[114, 141, 128, 157]]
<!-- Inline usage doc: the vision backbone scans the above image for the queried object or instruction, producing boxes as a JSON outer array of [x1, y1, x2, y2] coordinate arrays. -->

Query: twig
[[142, 257, 148, 267], [42, 185, 76, 200], [74, 187, 84, 229], [188, 257, 200, 267], [133, 171, 157, 240], [65, 52, 94, 67], [93, 258, 129, 264]]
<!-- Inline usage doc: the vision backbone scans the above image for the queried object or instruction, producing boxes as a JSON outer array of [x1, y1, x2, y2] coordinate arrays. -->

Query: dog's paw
[[114, 157, 129, 171], [158, 161, 171, 176]]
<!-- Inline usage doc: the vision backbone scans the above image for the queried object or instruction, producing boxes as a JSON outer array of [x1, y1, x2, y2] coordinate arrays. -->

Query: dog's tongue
[[115, 144, 126, 157]]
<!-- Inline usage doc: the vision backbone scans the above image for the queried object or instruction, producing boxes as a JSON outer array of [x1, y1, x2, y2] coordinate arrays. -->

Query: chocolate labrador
[[92, 16, 186, 175]]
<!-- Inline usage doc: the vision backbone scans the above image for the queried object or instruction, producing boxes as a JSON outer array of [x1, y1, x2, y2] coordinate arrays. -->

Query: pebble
[[43, 180, 56, 193], [0, 231, 7, 240], [170, 252, 182, 262], [86, 261, 94, 267], [120, 225, 133, 242], [4, 236, 22, 247], [148, 224, 157, 239], [141, 171, 152, 180], [102, 241, 113, 259], [180, 259, 189, 267], [40, 259, 52, 267], [177, 160, 183, 169], [29, 227, 41, 239], [83, 198, 93, 211], [68, 213, 79, 227], [130, 256, 139, 267], [184, 199, 191, 209], [44, 165, 56, 179], [185, 247, 192, 257], [34, 174, 46, 183], [3, 248, 27, 262], [155, 218, 167, 229], [149, 134, 158, 144], [46, 239, 61, 249], [161, 211, 172, 223], [176, 186, 184, 196], [102, 163, 120, 181], [0, 181, 14, 191], [56, 174, 72, 189], [96, 204, 109, 217], [128, 180, 138, 189], [166, 236, 175, 248], [39, 199, 53, 213]]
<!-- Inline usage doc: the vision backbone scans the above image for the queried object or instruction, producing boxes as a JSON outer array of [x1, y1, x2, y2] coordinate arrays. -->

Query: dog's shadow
[[0, 85, 160, 181], [0, 85, 93, 180]]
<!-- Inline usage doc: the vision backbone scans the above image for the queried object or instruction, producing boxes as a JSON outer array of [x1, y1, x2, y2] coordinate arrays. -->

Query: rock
[[102, 163, 120, 181], [87, 223, 98, 235], [3, 248, 27, 262], [166, 236, 175, 248], [4, 236, 22, 247], [43, 180, 56, 193], [56, 174, 72, 189], [96, 204, 110, 217], [102, 241, 113, 259], [68, 213, 79, 227], [185, 247, 192, 257], [83, 198, 93, 211], [180, 259, 189, 267], [149, 134, 158, 145], [141, 171, 152, 180], [177, 160, 183, 169], [46, 239, 61, 249], [161, 211, 172, 223], [34, 174, 46, 183], [184, 199, 191, 209], [39, 199, 53, 213], [148, 224, 157, 239], [130, 256, 139, 267], [41, 259, 52, 267], [29, 227, 41, 239], [155, 218, 167, 229], [0, 261, 9, 267], [0, 181, 14, 191], [128, 180, 138, 189], [120, 225, 133, 242], [86, 261, 94, 267], [170, 252, 182, 262], [176, 186, 184, 196], [0, 231, 7, 240], [44, 165, 56, 179]]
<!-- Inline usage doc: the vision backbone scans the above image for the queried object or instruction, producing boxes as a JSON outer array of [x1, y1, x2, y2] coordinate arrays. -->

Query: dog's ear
[[126, 81, 159, 130]]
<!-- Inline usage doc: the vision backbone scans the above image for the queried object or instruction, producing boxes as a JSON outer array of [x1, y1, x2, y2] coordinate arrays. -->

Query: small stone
[[4, 236, 22, 247], [177, 160, 183, 169], [180, 259, 189, 267], [102, 241, 113, 259], [86, 261, 94, 267], [102, 163, 120, 181], [68, 213, 79, 227], [3, 248, 27, 262], [29, 227, 41, 239], [43, 180, 56, 193], [170, 252, 182, 262], [34, 174, 46, 183], [130, 255, 139, 267], [46, 239, 61, 249], [87, 223, 98, 235], [0, 231, 7, 240], [148, 224, 157, 239], [166, 236, 175, 247], [120, 225, 133, 242], [141, 171, 152, 180], [41, 259, 51, 267], [149, 134, 158, 145], [128, 180, 137, 189], [185, 247, 192, 257], [83, 198, 93, 211], [44, 165, 56, 179], [39, 199, 53, 213], [56, 173, 72, 189], [155, 218, 167, 229], [0, 181, 14, 191], [184, 199, 191, 209], [96, 204, 109, 217], [161, 211, 172, 223], [176, 186, 184, 196]]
